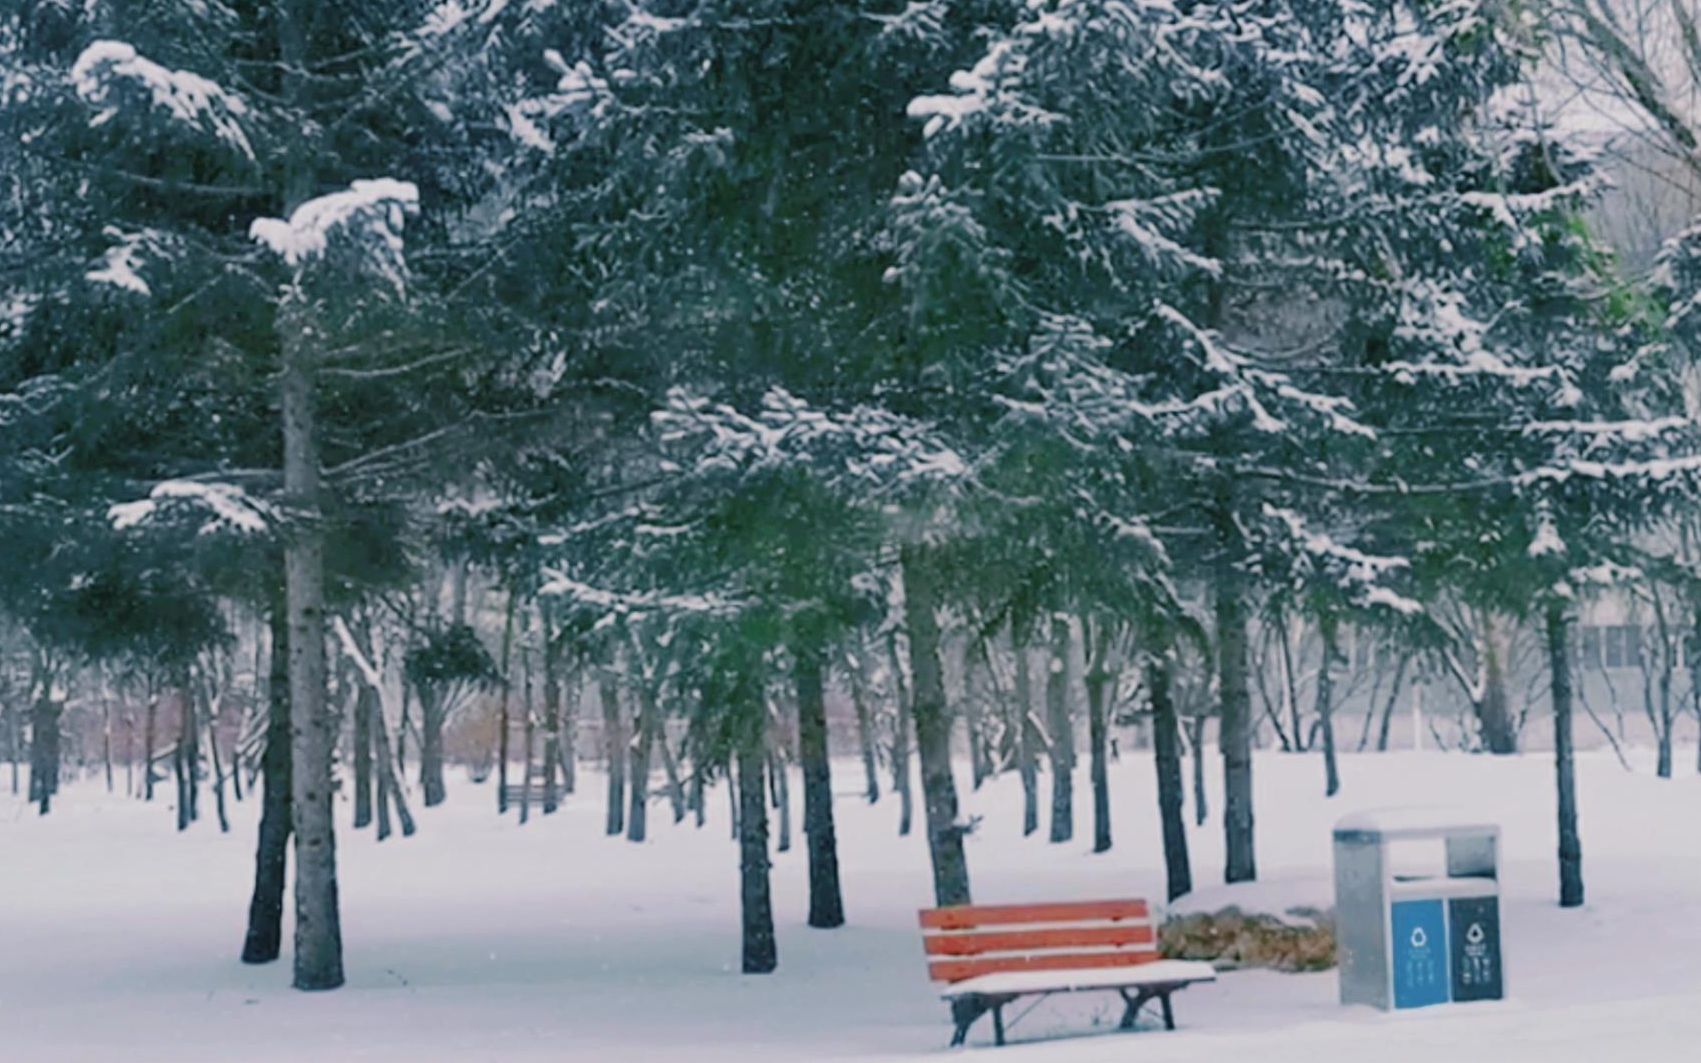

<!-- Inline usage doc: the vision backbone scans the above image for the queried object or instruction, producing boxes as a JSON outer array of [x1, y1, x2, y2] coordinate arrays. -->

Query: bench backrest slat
[[918, 899, 1158, 984]]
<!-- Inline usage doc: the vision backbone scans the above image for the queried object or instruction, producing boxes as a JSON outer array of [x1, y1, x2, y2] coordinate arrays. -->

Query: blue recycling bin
[[1333, 810, 1504, 1010]]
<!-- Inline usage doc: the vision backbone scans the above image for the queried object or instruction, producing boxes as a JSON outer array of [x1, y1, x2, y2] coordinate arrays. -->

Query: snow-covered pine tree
[[1, 0, 555, 987]]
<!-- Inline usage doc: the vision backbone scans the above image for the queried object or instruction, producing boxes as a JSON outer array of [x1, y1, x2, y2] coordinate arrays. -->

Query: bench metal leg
[[1159, 990, 1175, 1031], [950, 996, 986, 1047], [992, 1003, 1006, 1047]]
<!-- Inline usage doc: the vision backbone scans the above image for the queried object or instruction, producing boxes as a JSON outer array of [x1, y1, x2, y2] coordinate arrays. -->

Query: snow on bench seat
[[940, 958, 1217, 1000]]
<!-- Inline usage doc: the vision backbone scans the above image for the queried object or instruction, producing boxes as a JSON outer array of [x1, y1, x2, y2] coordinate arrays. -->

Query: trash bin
[[1333, 809, 1504, 1010]]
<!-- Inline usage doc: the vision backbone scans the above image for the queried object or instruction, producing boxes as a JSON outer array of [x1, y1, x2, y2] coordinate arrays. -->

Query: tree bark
[[1190, 716, 1208, 827], [282, 300, 344, 991], [600, 673, 626, 836], [1373, 654, 1409, 753], [795, 640, 844, 927], [1084, 620, 1112, 853], [1317, 620, 1341, 798], [961, 638, 989, 789], [1149, 658, 1192, 901], [1014, 635, 1040, 837], [887, 633, 914, 836], [770, 751, 792, 853], [540, 609, 562, 814], [418, 684, 447, 809], [369, 688, 416, 839], [627, 672, 661, 843], [1547, 600, 1584, 908], [143, 693, 157, 801], [242, 602, 292, 964], [737, 702, 777, 974], [1215, 539, 1257, 883], [1478, 616, 1518, 754], [1046, 614, 1075, 844], [206, 683, 231, 834], [29, 696, 60, 816], [901, 546, 971, 906], [848, 655, 880, 803], [353, 681, 374, 828]]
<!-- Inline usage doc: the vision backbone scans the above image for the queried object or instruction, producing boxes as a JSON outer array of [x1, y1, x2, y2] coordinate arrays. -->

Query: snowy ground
[[3, 750, 1699, 1062]]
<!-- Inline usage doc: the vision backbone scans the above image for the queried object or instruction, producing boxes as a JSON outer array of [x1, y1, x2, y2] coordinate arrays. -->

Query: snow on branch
[[85, 226, 161, 296], [1261, 504, 1420, 616], [109, 481, 271, 536], [654, 386, 968, 493], [249, 179, 419, 294], [71, 41, 255, 160]]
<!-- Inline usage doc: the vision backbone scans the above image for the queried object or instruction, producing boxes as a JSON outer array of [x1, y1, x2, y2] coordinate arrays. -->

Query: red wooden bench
[[918, 898, 1216, 1047]]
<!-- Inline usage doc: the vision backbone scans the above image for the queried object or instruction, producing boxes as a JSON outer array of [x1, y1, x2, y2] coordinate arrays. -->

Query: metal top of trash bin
[[1333, 807, 1500, 841]]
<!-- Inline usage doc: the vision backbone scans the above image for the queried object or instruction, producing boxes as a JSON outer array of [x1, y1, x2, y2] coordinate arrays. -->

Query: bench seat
[[918, 898, 1215, 1047], [940, 958, 1217, 999]]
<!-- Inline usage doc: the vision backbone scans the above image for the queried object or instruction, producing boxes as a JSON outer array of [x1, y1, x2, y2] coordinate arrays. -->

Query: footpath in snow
[[2, 750, 1699, 1061]]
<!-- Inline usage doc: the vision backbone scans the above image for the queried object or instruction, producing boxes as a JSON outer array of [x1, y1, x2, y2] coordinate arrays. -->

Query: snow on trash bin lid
[[1333, 807, 1500, 840]]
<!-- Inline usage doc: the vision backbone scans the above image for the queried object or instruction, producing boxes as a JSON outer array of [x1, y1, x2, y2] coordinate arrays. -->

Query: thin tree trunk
[[541, 609, 562, 814], [770, 751, 792, 853], [1014, 635, 1039, 837], [494, 592, 517, 813], [1370, 654, 1410, 753], [1084, 620, 1112, 853], [369, 693, 416, 839], [737, 704, 777, 974], [1317, 620, 1341, 798], [887, 633, 914, 836], [353, 681, 373, 828], [601, 673, 626, 836], [848, 656, 879, 803], [241, 602, 292, 965], [1547, 600, 1584, 908], [30, 696, 60, 816], [627, 672, 660, 843], [282, 296, 344, 991], [207, 684, 231, 834], [658, 732, 687, 823], [143, 693, 157, 801], [901, 546, 972, 906], [1149, 658, 1192, 901], [1190, 716, 1208, 827], [1046, 614, 1075, 844], [795, 640, 844, 928], [1215, 538, 1257, 883], [174, 686, 191, 830], [961, 638, 988, 790], [419, 683, 448, 809], [560, 669, 578, 795], [103, 697, 114, 793]]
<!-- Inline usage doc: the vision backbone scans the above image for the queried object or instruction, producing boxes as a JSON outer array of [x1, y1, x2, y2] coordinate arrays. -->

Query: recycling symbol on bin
[[1410, 927, 1428, 948], [1467, 922, 1485, 945]]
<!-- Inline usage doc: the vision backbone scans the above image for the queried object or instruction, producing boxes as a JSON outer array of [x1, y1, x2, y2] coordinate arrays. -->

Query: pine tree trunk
[[143, 693, 157, 801], [1149, 658, 1192, 901], [848, 657, 879, 803], [1547, 600, 1584, 908], [541, 612, 562, 814], [736, 705, 777, 974], [961, 638, 988, 790], [174, 687, 191, 830], [1190, 717, 1208, 825], [887, 634, 914, 836], [627, 676, 660, 843], [30, 697, 60, 816], [1046, 614, 1075, 844], [242, 602, 292, 965], [207, 685, 231, 834], [795, 640, 844, 928], [560, 668, 578, 795], [901, 546, 972, 906], [353, 682, 374, 828], [1478, 618, 1518, 754], [418, 685, 447, 808], [1084, 621, 1112, 853], [771, 752, 792, 853], [103, 699, 114, 793], [1015, 636, 1040, 837], [1317, 622, 1341, 798], [282, 300, 344, 992], [1215, 541, 1257, 883], [601, 674, 626, 836], [7, 703, 19, 795]]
